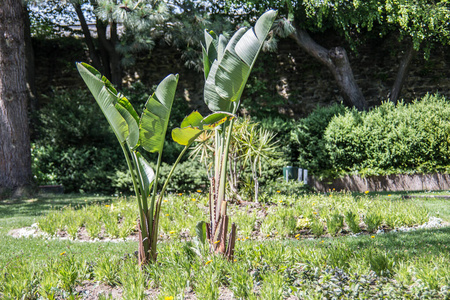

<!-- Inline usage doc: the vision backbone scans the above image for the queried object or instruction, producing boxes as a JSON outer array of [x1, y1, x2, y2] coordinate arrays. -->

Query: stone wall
[[34, 33, 450, 118], [310, 173, 450, 192]]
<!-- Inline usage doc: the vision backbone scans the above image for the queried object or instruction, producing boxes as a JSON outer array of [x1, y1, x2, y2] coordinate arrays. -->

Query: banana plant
[[197, 10, 277, 258], [77, 62, 231, 264]]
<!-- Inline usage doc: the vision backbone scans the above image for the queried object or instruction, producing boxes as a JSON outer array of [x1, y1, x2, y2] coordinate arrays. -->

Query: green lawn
[[363, 190, 450, 222], [0, 192, 449, 299]]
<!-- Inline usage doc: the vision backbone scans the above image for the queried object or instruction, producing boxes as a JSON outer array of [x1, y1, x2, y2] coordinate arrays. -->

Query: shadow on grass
[[0, 194, 116, 218], [320, 227, 450, 257]]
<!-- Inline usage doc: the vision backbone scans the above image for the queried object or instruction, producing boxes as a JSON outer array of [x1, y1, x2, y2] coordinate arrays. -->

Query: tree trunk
[[0, 0, 33, 196], [290, 26, 368, 111], [96, 18, 122, 88], [95, 19, 112, 80], [389, 43, 416, 104], [73, 2, 103, 72], [109, 21, 122, 89], [23, 5, 36, 113]]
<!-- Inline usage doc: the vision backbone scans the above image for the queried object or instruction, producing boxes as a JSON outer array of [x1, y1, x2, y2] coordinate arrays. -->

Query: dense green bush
[[111, 159, 208, 193], [32, 88, 123, 193], [32, 84, 190, 194], [290, 104, 347, 175], [325, 94, 450, 176]]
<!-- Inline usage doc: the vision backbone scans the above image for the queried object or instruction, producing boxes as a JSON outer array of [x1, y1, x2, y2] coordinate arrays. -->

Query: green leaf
[[202, 112, 235, 130], [115, 102, 139, 149], [215, 51, 250, 102], [203, 10, 277, 113], [180, 111, 204, 128], [136, 152, 155, 199], [217, 34, 228, 62], [202, 46, 211, 81], [172, 112, 234, 145], [139, 74, 179, 153], [172, 127, 203, 146], [77, 62, 129, 144], [117, 95, 139, 124], [204, 62, 230, 112], [195, 221, 207, 244]]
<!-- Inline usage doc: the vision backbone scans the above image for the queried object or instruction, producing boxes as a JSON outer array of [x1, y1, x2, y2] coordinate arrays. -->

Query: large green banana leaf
[[77, 62, 139, 149], [172, 111, 235, 146], [140, 74, 179, 153], [135, 152, 155, 199], [202, 10, 277, 113]]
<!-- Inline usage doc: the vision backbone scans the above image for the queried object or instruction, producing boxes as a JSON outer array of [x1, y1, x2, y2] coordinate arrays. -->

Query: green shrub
[[324, 94, 450, 177], [31, 88, 124, 193], [111, 159, 208, 193], [291, 103, 347, 176], [31, 84, 190, 194]]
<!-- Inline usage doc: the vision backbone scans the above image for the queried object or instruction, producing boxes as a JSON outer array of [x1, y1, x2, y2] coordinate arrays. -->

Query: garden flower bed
[[1, 192, 449, 299]]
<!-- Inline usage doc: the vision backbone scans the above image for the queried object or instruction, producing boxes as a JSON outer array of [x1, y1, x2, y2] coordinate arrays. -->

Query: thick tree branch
[[289, 26, 368, 111], [73, 2, 102, 71], [389, 42, 416, 104]]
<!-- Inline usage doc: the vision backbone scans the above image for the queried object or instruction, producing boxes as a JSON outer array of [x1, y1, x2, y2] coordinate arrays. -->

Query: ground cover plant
[[34, 192, 432, 241], [1, 192, 449, 299]]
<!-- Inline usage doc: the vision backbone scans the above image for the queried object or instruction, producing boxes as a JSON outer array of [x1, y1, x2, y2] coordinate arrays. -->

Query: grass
[[0, 192, 449, 299], [362, 190, 450, 222]]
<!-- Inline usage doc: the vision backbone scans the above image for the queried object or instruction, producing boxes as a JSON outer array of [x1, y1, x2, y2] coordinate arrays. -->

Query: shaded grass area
[[0, 194, 114, 218]]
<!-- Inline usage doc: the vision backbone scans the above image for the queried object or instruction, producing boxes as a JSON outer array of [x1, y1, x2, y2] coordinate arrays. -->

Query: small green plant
[[193, 262, 221, 299], [260, 271, 284, 299], [310, 217, 325, 237], [38, 211, 61, 236], [104, 212, 120, 238], [0, 259, 40, 299], [364, 212, 383, 232], [57, 255, 80, 294], [119, 209, 137, 239], [327, 212, 344, 236], [345, 210, 361, 233], [85, 213, 102, 239], [94, 255, 121, 286], [275, 207, 297, 236], [64, 209, 83, 239], [120, 258, 146, 300], [367, 249, 395, 277], [228, 263, 255, 299]]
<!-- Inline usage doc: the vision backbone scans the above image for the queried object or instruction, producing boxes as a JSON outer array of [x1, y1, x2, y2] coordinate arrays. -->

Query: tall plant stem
[[120, 143, 147, 241], [148, 152, 162, 241], [217, 118, 235, 204], [148, 145, 190, 259], [131, 152, 148, 213]]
